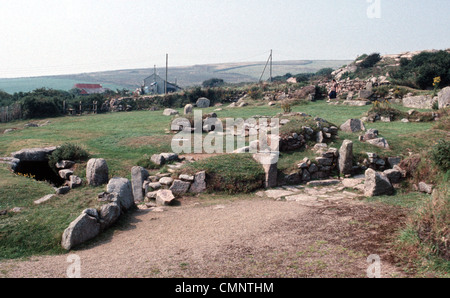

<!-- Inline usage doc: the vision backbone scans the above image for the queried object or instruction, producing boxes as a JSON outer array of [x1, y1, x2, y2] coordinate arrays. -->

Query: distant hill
[[0, 60, 351, 94]]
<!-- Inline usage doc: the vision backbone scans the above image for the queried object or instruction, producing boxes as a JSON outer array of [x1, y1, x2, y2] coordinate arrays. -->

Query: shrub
[[393, 86, 409, 99], [314, 85, 328, 100], [20, 95, 63, 119], [391, 51, 450, 89], [359, 53, 381, 68], [373, 85, 390, 98], [179, 154, 265, 194], [281, 100, 292, 113], [48, 143, 90, 172], [202, 78, 225, 88], [314, 68, 334, 79], [430, 139, 450, 173], [414, 185, 449, 260], [368, 99, 406, 120], [248, 86, 263, 100]]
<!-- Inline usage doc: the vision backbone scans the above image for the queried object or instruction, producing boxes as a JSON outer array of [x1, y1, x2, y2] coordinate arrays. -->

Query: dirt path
[[0, 184, 408, 278]]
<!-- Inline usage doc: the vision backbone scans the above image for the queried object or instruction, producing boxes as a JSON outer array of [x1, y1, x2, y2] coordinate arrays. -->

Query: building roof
[[143, 74, 182, 90], [74, 83, 103, 89], [74, 83, 109, 95]]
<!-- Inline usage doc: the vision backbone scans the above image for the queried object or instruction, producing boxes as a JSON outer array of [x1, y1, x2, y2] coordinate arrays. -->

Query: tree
[[202, 78, 225, 88]]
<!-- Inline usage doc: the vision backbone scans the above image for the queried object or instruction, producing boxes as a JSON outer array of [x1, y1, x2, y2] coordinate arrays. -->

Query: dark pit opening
[[14, 161, 66, 187]]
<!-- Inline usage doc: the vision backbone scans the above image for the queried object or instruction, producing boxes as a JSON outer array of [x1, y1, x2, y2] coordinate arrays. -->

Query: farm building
[[73, 84, 109, 95], [143, 73, 182, 95]]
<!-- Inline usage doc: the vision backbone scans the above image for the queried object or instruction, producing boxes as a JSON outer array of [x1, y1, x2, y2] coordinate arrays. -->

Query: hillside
[[0, 60, 350, 94]]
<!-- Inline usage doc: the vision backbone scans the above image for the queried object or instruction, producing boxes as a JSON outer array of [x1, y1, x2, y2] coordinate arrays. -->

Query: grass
[[178, 153, 265, 194], [0, 99, 446, 261], [0, 163, 104, 259]]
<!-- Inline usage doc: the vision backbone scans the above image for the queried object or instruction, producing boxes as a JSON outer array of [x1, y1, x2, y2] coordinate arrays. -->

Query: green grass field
[[0, 100, 447, 260]]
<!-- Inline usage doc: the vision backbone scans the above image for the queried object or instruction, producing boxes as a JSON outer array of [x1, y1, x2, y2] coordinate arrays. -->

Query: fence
[[0, 104, 22, 123], [64, 101, 98, 116]]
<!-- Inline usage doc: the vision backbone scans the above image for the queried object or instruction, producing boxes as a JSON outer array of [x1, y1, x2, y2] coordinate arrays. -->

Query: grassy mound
[[179, 154, 265, 194]]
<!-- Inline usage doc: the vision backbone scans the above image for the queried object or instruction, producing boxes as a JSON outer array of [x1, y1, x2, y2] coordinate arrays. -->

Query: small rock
[[55, 160, 75, 169], [169, 180, 191, 196], [159, 177, 174, 186], [11, 207, 23, 213], [179, 174, 194, 182], [56, 186, 71, 195], [34, 194, 55, 205], [418, 182, 433, 194], [59, 169, 74, 180], [383, 169, 403, 184], [163, 108, 179, 116], [69, 175, 83, 189], [155, 189, 176, 206]]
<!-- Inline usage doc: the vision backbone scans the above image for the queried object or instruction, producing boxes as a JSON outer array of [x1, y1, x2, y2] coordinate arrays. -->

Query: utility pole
[[270, 49, 273, 83], [165, 53, 168, 95], [259, 50, 274, 83]]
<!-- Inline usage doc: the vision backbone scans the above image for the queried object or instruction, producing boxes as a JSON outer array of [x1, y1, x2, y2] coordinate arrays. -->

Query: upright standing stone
[[86, 158, 109, 186], [131, 166, 149, 203], [338, 140, 353, 176], [196, 97, 210, 108], [106, 178, 134, 211], [184, 104, 193, 115], [190, 171, 207, 193], [438, 87, 450, 109], [340, 119, 365, 133], [364, 168, 394, 197], [253, 153, 278, 188]]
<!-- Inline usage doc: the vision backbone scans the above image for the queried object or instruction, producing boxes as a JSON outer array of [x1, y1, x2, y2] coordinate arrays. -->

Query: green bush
[[391, 51, 450, 89], [430, 139, 450, 173], [359, 53, 381, 68], [48, 143, 90, 172], [248, 85, 263, 100], [202, 78, 225, 88], [179, 154, 265, 194], [20, 95, 63, 119], [373, 85, 390, 98]]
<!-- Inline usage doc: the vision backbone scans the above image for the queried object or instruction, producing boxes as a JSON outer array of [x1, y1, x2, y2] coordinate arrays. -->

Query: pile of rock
[[103, 97, 133, 112], [55, 160, 83, 194], [282, 145, 339, 185], [358, 128, 390, 150], [144, 171, 207, 206], [360, 153, 401, 172]]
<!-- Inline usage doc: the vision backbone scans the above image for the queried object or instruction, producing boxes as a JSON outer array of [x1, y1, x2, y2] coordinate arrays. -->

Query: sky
[[0, 0, 449, 78]]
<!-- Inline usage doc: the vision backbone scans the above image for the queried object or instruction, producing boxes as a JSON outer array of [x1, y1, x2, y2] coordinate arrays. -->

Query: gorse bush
[[430, 139, 450, 173], [48, 143, 90, 172]]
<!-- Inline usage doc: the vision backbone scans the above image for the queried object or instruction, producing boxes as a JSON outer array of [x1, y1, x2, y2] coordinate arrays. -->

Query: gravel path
[[0, 185, 407, 278]]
